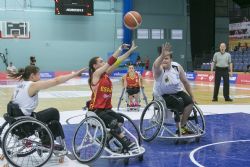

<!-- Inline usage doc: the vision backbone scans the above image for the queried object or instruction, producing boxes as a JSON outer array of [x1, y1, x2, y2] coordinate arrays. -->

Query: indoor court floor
[[0, 77, 250, 167]]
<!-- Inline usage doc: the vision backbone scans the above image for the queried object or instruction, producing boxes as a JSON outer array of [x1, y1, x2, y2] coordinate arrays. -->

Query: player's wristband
[[114, 58, 122, 67], [108, 56, 117, 66]]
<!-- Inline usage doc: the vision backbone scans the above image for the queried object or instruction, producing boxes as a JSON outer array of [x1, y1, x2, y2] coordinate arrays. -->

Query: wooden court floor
[[1, 78, 250, 116]]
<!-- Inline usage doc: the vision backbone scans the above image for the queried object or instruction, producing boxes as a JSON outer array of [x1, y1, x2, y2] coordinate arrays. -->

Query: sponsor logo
[[40, 72, 55, 79]]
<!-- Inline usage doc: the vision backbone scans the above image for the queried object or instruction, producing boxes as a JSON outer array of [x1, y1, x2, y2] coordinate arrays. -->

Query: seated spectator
[[7, 62, 17, 74], [246, 64, 250, 73]]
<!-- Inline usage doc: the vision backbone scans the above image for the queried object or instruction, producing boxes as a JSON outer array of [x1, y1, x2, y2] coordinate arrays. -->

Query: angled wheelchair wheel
[[117, 88, 127, 112], [0, 121, 9, 148], [186, 104, 205, 135], [139, 100, 164, 142], [72, 116, 107, 163], [2, 119, 54, 167], [117, 113, 142, 145]]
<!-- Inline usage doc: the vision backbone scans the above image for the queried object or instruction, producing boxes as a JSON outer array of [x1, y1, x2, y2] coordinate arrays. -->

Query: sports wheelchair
[[139, 96, 205, 144], [0, 102, 67, 167], [117, 87, 148, 112], [72, 111, 145, 165]]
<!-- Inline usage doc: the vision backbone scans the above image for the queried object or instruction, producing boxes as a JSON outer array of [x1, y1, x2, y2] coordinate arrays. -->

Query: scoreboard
[[55, 0, 94, 16]]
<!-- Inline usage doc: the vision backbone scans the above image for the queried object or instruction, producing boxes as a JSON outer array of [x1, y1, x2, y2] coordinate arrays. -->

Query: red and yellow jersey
[[125, 72, 140, 88], [89, 73, 112, 110]]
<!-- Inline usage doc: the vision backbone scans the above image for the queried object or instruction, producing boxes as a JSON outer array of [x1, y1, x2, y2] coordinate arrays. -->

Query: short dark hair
[[30, 56, 36, 62]]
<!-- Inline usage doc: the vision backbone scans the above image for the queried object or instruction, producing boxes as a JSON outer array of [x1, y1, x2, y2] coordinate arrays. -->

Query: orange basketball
[[124, 11, 142, 30]]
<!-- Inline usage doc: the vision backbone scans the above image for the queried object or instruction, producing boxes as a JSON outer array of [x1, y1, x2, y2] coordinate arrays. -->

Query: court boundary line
[[189, 139, 250, 167]]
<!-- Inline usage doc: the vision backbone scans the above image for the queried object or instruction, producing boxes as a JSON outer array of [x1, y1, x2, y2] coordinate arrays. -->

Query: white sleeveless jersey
[[12, 81, 38, 116], [153, 62, 183, 96]]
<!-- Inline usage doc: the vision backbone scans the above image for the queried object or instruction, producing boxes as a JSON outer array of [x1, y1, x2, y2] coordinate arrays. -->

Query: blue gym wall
[[215, 17, 229, 49], [0, 0, 210, 71], [0, 0, 123, 71], [133, 0, 191, 70]]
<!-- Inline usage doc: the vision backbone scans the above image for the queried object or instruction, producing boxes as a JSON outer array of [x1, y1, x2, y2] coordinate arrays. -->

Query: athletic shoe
[[120, 136, 136, 151], [225, 98, 233, 102], [212, 98, 218, 102], [176, 126, 194, 135]]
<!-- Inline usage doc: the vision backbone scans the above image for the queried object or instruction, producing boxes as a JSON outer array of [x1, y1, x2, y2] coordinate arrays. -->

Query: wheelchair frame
[[139, 96, 206, 143], [117, 87, 148, 112], [72, 111, 145, 165]]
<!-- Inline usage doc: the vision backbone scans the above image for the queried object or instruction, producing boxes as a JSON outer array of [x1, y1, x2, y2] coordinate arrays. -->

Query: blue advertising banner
[[229, 74, 238, 84], [81, 72, 89, 78], [40, 72, 55, 79], [220, 73, 238, 84], [186, 72, 196, 81], [110, 68, 144, 77]]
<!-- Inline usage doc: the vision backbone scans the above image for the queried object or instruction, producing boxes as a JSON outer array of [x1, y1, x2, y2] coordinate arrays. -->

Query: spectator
[[243, 17, 249, 22], [246, 64, 250, 73], [7, 62, 17, 74], [145, 57, 150, 70], [136, 55, 142, 66], [30, 56, 36, 66]]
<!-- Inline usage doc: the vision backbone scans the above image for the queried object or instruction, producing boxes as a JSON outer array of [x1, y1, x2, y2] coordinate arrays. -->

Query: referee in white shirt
[[211, 43, 233, 102]]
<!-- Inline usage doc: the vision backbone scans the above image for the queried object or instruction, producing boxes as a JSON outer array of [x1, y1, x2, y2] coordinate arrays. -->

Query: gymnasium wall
[[0, 0, 123, 71], [0, 0, 191, 71], [215, 17, 230, 51], [134, 0, 191, 70]]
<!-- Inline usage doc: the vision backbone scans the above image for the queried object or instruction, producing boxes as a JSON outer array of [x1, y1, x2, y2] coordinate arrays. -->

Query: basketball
[[124, 11, 142, 30]]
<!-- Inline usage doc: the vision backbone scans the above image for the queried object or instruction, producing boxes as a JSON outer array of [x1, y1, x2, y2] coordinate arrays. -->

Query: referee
[[211, 43, 233, 102]]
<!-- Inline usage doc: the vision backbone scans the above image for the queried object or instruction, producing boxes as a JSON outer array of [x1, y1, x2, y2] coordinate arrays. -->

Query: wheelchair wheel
[[139, 100, 164, 142], [0, 122, 9, 148], [117, 113, 142, 145], [2, 119, 54, 167], [186, 104, 205, 135], [72, 116, 107, 163]]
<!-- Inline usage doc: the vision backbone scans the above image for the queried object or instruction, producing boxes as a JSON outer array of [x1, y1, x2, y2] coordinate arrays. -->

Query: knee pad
[[109, 119, 122, 134]]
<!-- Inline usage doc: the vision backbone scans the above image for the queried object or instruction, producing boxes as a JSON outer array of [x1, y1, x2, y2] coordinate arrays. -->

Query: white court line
[[189, 140, 250, 167], [190, 82, 250, 91]]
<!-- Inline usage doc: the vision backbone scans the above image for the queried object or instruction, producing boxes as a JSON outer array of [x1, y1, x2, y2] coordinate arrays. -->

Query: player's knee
[[109, 119, 122, 134], [175, 97, 184, 114]]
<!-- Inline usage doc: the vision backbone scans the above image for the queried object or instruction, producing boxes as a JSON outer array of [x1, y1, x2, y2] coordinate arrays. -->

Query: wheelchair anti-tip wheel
[[2, 119, 54, 167], [139, 100, 164, 142], [72, 116, 107, 163]]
